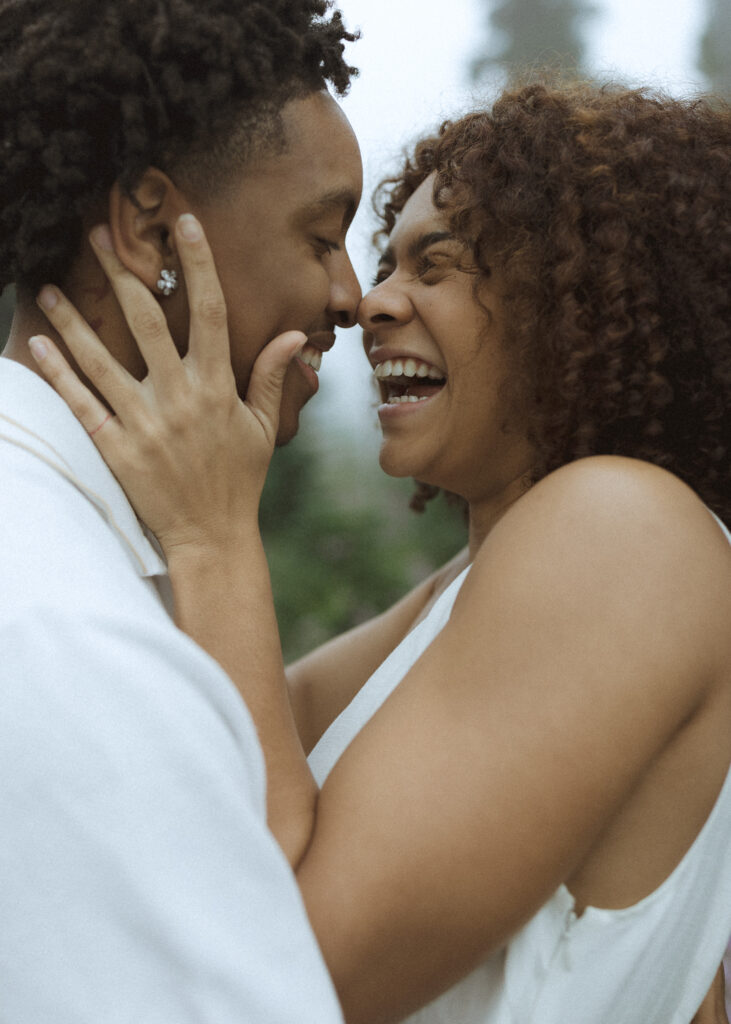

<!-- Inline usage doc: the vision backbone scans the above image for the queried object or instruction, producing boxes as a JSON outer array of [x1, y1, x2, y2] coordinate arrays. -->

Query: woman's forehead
[[386, 175, 446, 248]]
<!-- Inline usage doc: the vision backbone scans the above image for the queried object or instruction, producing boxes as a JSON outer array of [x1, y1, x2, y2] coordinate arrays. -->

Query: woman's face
[[187, 91, 363, 444], [359, 175, 533, 502]]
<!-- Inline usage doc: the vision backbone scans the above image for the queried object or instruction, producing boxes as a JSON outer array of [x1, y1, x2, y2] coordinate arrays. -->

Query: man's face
[[194, 91, 363, 443]]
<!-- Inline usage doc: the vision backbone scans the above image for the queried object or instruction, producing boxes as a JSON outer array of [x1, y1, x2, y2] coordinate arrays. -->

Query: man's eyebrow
[[378, 231, 457, 267], [296, 187, 359, 227]]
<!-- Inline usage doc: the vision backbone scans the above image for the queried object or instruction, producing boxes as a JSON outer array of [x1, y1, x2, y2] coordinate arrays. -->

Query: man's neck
[[3, 299, 59, 377], [3, 277, 148, 401]]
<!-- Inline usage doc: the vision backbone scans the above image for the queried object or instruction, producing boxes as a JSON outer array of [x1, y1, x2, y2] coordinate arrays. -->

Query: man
[[0, 1, 360, 1020]]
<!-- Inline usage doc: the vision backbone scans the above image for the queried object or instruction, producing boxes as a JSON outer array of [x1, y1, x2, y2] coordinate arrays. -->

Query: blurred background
[[1, 0, 728, 661]]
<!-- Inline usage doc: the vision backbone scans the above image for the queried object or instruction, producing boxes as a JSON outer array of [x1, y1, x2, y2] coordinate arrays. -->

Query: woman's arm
[[34, 225, 731, 1024], [292, 460, 730, 1021]]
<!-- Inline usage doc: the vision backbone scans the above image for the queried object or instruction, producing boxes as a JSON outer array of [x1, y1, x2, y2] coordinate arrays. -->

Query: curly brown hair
[[0, 0, 357, 295], [375, 82, 731, 525]]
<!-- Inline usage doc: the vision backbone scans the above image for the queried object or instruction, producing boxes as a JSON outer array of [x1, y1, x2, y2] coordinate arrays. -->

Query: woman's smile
[[373, 356, 447, 410]]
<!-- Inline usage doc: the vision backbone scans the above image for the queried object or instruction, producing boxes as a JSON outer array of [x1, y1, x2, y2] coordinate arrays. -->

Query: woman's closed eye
[[414, 250, 459, 284], [372, 265, 392, 287], [371, 250, 457, 288]]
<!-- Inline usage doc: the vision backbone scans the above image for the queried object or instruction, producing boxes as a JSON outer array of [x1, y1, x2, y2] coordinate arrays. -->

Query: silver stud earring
[[157, 269, 179, 297]]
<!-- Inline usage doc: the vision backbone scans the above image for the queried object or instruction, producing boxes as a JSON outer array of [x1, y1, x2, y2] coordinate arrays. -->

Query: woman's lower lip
[[377, 393, 439, 420]]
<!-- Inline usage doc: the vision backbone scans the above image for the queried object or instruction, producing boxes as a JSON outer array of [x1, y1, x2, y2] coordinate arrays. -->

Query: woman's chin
[[378, 444, 433, 485]]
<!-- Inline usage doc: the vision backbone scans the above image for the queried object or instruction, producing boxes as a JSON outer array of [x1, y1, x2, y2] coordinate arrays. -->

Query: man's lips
[[306, 330, 336, 353], [294, 330, 335, 374], [299, 345, 322, 372]]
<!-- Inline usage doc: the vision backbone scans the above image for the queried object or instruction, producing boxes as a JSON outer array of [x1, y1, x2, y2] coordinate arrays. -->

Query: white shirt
[[0, 358, 343, 1024]]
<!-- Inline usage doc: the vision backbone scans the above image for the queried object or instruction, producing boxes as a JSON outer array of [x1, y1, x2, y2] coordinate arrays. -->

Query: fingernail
[[178, 214, 202, 242], [90, 225, 113, 251], [37, 286, 58, 311], [28, 336, 48, 361]]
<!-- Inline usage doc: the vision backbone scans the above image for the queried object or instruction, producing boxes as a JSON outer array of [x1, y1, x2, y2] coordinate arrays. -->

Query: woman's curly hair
[[0, 0, 357, 294], [375, 82, 731, 524]]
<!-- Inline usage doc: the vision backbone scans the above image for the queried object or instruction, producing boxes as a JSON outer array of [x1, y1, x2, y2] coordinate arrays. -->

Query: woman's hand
[[29, 215, 305, 557]]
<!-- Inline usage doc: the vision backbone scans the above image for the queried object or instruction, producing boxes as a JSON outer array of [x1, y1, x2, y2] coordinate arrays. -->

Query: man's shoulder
[[0, 434, 266, 805], [0, 360, 168, 577], [0, 436, 151, 603]]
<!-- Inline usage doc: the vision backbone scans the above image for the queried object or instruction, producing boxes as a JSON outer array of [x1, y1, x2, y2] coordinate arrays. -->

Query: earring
[[157, 269, 178, 297]]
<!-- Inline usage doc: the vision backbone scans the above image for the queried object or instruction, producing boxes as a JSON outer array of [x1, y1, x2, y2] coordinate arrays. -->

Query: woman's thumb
[[245, 331, 307, 438]]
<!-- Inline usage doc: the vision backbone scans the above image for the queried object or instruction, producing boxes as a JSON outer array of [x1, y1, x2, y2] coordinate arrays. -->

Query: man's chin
[[274, 366, 317, 445], [275, 407, 302, 446]]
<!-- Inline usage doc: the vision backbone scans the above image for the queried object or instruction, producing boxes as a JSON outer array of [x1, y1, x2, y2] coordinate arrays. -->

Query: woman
[[28, 83, 731, 1023]]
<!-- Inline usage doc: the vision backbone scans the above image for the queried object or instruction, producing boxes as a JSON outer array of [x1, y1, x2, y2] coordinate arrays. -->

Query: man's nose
[[328, 252, 362, 329]]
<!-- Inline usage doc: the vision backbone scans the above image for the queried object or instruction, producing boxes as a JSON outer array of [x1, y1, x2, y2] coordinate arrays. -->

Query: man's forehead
[[295, 185, 359, 225], [233, 91, 362, 226]]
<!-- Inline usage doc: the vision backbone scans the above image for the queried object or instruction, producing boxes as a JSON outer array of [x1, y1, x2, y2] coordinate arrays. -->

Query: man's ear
[[108, 169, 187, 292]]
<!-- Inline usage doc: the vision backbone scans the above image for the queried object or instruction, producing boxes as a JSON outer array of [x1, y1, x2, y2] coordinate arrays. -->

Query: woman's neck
[[466, 470, 534, 558]]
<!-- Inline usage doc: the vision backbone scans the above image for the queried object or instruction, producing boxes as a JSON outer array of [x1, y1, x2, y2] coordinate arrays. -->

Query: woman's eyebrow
[[378, 231, 457, 269]]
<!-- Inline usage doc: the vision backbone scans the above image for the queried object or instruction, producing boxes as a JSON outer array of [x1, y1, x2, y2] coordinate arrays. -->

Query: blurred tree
[[471, 0, 597, 84], [699, 0, 731, 98], [0, 287, 15, 349], [261, 429, 466, 662]]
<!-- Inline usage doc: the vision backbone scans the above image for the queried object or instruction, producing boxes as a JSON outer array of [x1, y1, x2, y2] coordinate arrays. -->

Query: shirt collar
[[0, 357, 167, 578]]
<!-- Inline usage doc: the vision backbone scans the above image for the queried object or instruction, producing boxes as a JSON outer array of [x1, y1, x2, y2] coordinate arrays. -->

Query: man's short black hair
[[0, 0, 359, 292]]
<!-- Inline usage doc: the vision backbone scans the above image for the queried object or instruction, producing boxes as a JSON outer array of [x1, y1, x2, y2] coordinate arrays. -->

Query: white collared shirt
[[0, 358, 343, 1024]]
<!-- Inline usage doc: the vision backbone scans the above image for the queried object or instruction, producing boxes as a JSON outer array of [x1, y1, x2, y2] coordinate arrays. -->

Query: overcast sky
[[311, 0, 710, 449]]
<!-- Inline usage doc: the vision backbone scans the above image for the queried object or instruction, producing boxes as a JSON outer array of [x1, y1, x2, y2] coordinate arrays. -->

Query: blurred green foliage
[[260, 430, 466, 663]]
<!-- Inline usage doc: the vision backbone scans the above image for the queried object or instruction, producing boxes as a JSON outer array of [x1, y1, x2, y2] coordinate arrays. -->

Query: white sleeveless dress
[[309, 512, 731, 1024]]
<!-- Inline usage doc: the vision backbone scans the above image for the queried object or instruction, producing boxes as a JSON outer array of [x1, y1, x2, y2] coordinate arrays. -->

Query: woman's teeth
[[300, 345, 322, 371], [387, 394, 431, 404], [372, 358, 446, 406], [373, 358, 444, 380]]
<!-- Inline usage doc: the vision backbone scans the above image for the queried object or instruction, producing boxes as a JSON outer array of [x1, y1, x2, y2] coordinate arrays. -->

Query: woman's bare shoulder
[[460, 455, 730, 694], [504, 455, 724, 544], [474, 455, 728, 589]]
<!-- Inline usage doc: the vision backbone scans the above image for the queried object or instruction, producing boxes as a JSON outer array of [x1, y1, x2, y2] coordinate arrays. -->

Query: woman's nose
[[357, 277, 413, 332]]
